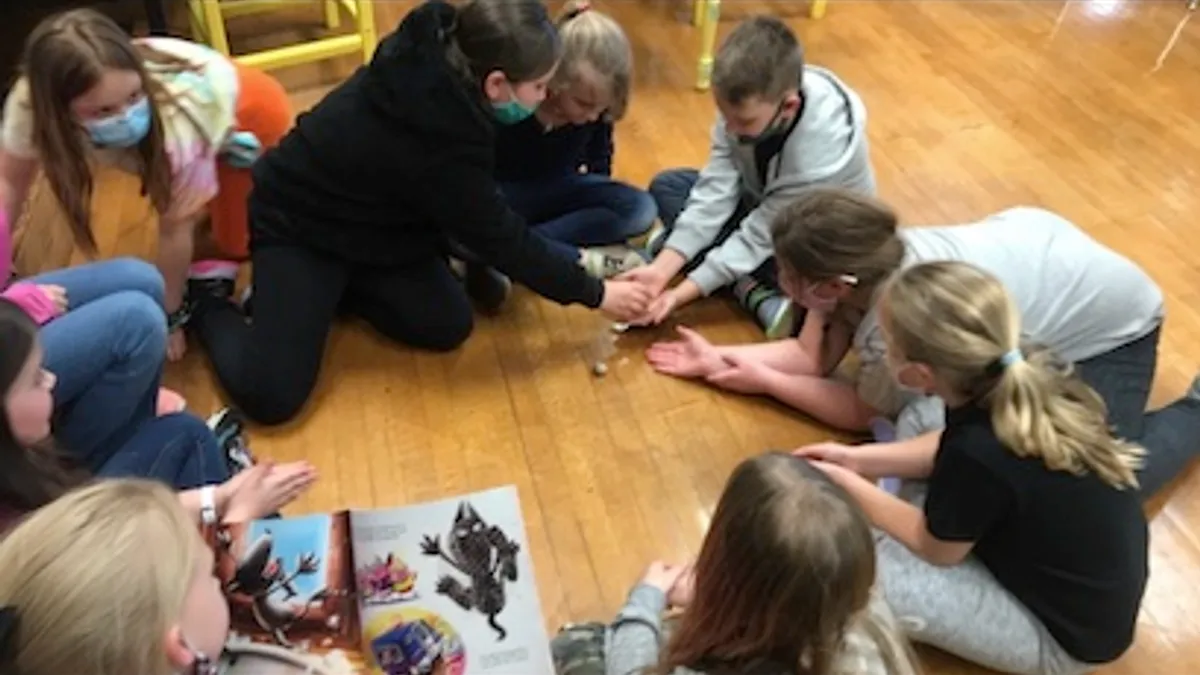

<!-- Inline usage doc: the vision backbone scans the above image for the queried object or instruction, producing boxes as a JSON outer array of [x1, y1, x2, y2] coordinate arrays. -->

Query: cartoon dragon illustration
[[224, 530, 329, 646], [420, 502, 520, 641]]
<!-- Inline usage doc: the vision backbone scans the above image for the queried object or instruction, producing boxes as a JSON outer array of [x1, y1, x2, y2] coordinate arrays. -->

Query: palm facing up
[[646, 326, 727, 379]]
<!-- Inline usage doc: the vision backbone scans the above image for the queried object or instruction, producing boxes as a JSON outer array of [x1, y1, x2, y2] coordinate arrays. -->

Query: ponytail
[[552, 0, 632, 120], [991, 346, 1142, 489], [884, 261, 1144, 490]]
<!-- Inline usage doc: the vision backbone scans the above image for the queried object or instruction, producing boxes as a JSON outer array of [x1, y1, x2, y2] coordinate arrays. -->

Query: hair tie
[[568, 0, 592, 18], [998, 348, 1023, 369]]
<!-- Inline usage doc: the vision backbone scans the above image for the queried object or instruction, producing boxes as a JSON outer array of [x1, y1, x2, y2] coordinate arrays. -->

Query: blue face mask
[[491, 85, 538, 125], [83, 96, 152, 148]]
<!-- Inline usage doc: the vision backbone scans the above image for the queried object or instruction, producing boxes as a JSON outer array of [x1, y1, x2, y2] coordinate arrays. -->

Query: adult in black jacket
[[188, 0, 651, 425]]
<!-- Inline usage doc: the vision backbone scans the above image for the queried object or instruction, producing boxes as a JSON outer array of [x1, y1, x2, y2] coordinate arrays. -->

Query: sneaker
[[464, 262, 511, 313], [734, 278, 798, 339], [206, 407, 255, 475], [579, 245, 646, 279]]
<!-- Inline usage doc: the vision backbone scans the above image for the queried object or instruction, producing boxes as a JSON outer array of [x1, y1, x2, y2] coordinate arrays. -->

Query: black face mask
[[736, 100, 788, 145]]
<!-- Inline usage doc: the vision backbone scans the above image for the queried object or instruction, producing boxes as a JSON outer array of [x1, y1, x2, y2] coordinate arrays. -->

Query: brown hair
[[712, 16, 804, 105], [445, 0, 562, 86], [771, 188, 906, 288], [659, 452, 919, 675], [883, 261, 1144, 489], [553, 0, 633, 120], [19, 9, 196, 252]]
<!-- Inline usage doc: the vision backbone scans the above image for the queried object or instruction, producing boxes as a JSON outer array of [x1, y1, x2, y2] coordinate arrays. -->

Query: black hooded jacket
[[249, 1, 604, 308]]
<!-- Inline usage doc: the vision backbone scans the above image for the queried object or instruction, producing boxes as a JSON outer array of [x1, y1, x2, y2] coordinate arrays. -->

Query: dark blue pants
[[500, 174, 657, 262]]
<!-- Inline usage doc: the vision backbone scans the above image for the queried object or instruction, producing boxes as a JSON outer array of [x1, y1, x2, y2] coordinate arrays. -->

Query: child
[[493, 0, 654, 279], [0, 479, 347, 674], [551, 452, 919, 675], [648, 189, 1200, 497], [0, 8, 293, 360], [187, 0, 652, 426], [0, 296, 314, 533], [798, 261, 1150, 674], [627, 16, 874, 338]]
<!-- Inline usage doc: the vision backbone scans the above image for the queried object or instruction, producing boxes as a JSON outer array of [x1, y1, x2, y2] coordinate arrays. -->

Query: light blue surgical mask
[[491, 85, 538, 125], [83, 96, 152, 148]]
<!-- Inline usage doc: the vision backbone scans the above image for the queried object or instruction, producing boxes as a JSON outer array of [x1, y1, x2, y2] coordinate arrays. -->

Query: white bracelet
[[200, 485, 218, 525]]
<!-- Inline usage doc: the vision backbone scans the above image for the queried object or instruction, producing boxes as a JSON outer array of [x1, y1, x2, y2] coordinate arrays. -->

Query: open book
[[209, 485, 554, 675]]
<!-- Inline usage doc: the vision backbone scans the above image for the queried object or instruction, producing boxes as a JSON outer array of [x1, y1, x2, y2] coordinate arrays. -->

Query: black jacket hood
[[361, 0, 492, 145]]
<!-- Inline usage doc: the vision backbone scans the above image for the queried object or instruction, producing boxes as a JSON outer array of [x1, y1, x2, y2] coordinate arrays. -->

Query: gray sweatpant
[[876, 396, 1093, 675]]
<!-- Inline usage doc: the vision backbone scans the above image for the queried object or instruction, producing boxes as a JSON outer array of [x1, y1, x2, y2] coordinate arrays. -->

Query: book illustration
[[365, 608, 468, 675], [419, 502, 521, 641], [357, 553, 420, 606], [216, 513, 357, 651]]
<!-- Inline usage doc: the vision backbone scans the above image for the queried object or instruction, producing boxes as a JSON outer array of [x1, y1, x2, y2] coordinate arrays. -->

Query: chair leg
[[356, 0, 378, 64], [695, 0, 720, 90], [324, 0, 342, 29], [811, 0, 828, 19], [692, 0, 704, 27], [199, 0, 231, 56]]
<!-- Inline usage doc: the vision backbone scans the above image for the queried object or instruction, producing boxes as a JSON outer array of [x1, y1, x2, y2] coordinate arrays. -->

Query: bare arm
[[758, 370, 878, 432], [831, 465, 974, 567], [157, 216, 198, 314], [857, 430, 944, 479], [0, 150, 38, 226]]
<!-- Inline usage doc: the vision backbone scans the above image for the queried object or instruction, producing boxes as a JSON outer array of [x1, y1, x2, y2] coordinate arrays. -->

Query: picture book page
[[349, 485, 553, 675], [214, 513, 359, 657]]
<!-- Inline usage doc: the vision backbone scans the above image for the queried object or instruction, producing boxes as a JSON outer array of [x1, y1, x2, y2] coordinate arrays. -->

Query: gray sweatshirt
[[664, 66, 875, 295], [606, 584, 903, 675]]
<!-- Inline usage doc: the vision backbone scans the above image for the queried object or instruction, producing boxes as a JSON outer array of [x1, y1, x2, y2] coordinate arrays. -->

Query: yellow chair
[[188, 0, 377, 71], [692, 0, 827, 91]]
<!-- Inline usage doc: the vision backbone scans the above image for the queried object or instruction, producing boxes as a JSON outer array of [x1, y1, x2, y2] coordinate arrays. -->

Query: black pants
[[191, 241, 473, 425]]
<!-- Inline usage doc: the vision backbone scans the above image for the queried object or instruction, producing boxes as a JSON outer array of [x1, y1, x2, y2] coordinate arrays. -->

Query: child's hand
[[167, 329, 188, 362], [667, 563, 695, 609], [221, 461, 318, 523], [704, 352, 771, 394], [600, 280, 654, 320], [640, 561, 688, 593], [632, 289, 678, 327], [37, 285, 68, 314], [617, 265, 671, 297], [646, 326, 726, 379], [793, 442, 863, 474]]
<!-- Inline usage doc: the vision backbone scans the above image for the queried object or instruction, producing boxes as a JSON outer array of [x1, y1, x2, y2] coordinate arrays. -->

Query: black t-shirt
[[924, 403, 1149, 664]]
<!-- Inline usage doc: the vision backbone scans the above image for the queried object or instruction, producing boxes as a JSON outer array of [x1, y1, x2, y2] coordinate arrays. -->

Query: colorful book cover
[[210, 485, 552, 675]]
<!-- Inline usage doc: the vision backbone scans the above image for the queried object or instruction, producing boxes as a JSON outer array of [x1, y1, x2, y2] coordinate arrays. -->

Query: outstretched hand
[[792, 442, 863, 474], [646, 326, 726, 379], [704, 352, 772, 394]]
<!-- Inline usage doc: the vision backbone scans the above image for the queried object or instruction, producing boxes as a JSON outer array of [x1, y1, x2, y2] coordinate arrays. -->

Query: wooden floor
[[18, 1, 1200, 672]]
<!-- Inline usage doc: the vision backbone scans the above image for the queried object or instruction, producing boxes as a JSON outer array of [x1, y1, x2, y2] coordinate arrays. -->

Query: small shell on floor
[[592, 361, 609, 377], [610, 322, 630, 334]]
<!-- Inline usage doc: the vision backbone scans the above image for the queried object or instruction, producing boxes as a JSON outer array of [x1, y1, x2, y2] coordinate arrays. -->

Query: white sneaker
[[580, 245, 647, 279]]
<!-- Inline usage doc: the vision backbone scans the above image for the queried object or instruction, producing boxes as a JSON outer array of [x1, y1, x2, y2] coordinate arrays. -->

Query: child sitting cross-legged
[[493, 0, 654, 279], [550, 451, 920, 675]]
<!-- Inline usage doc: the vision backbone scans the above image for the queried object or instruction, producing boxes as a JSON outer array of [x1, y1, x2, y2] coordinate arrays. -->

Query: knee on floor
[[419, 311, 474, 352]]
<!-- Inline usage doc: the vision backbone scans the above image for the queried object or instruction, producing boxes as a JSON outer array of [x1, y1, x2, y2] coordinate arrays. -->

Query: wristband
[[200, 485, 218, 525], [168, 304, 191, 331]]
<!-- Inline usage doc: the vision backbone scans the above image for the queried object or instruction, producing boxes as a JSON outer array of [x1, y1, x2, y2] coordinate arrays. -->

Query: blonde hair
[[771, 189, 906, 288], [554, 1, 632, 120], [0, 479, 205, 674], [660, 452, 919, 675], [883, 261, 1144, 489]]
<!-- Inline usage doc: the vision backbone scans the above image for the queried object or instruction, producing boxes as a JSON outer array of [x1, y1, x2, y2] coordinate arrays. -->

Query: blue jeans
[[500, 174, 657, 261], [33, 258, 168, 469], [96, 412, 230, 489]]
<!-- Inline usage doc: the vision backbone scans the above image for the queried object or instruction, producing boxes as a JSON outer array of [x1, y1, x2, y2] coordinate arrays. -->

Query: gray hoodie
[[665, 66, 875, 295]]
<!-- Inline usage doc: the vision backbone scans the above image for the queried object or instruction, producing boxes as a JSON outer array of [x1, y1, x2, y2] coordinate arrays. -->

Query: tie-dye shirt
[[1, 37, 240, 224]]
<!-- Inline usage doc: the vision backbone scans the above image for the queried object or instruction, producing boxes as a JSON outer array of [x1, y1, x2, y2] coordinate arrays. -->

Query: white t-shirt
[[2, 37, 239, 222], [854, 207, 1164, 417]]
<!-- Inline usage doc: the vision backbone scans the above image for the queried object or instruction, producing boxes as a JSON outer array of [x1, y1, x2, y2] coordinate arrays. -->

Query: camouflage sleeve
[[605, 584, 669, 675]]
